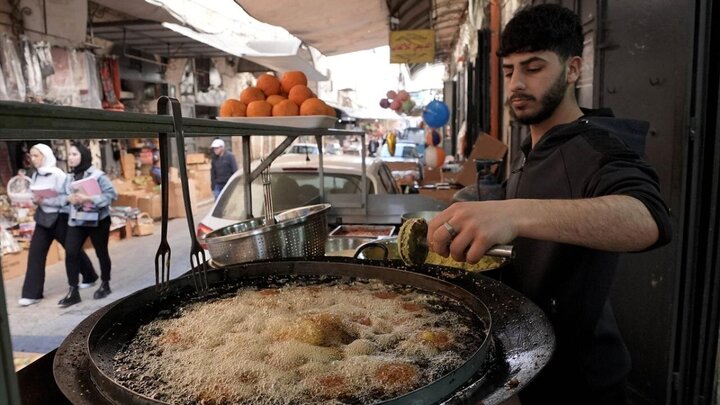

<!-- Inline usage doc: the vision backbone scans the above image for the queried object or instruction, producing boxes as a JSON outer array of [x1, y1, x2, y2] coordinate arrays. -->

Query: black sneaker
[[94, 282, 111, 300], [58, 287, 81, 308]]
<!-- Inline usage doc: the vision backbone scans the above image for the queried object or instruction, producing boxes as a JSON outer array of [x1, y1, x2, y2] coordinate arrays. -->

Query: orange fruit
[[325, 105, 336, 117], [246, 100, 273, 117], [300, 98, 328, 116], [256, 74, 281, 96], [266, 94, 287, 106], [239, 87, 265, 105], [219, 99, 246, 117], [272, 99, 299, 116], [288, 85, 314, 107], [281, 71, 308, 93]]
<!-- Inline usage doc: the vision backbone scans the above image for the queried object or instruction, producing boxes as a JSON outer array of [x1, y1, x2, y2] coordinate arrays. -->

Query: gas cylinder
[[475, 159, 504, 201]]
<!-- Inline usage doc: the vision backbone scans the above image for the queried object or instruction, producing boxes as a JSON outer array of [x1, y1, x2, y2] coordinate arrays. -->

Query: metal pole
[[316, 135, 325, 203], [242, 135, 252, 218]]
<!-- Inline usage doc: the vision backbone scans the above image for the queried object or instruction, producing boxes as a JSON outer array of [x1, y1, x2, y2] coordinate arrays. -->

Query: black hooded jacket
[[505, 109, 672, 403]]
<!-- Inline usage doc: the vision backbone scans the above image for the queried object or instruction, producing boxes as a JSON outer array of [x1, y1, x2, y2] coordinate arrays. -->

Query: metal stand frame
[[0, 99, 363, 403]]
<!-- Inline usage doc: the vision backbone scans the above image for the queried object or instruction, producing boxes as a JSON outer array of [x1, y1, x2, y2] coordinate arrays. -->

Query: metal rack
[[0, 100, 368, 219], [0, 99, 365, 404]]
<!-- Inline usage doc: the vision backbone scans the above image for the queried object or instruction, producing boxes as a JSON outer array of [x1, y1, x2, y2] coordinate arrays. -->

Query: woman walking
[[58, 142, 117, 308], [19, 144, 98, 307]]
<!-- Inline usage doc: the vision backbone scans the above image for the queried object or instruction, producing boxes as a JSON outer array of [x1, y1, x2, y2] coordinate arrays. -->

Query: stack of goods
[[219, 71, 335, 118]]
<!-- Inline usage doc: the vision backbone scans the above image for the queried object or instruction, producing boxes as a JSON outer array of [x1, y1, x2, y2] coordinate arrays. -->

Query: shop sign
[[389, 30, 435, 64]]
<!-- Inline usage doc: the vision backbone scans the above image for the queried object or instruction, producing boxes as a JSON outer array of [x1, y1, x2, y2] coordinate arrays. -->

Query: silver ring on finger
[[443, 221, 459, 240]]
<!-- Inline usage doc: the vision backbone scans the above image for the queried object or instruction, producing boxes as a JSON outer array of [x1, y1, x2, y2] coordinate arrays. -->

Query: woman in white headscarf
[[18, 143, 98, 307]]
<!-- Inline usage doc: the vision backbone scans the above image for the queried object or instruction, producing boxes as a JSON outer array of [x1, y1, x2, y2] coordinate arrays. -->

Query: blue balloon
[[422, 100, 450, 128]]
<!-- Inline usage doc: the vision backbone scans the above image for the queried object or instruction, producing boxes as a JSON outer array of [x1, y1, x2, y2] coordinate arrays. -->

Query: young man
[[209, 139, 237, 200], [426, 4, 672, 404]]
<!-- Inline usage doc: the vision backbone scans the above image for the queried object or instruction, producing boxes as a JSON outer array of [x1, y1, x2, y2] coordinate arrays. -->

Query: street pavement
[[4, 203, 212, 357]]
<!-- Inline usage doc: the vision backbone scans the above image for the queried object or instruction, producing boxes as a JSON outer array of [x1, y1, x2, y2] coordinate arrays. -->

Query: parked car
[[379, 141, 424, 184], [285, 143, 319, 155], [197, 154, 401, 240], [379, 141, 421, 160], [401, 127, 426, 155]]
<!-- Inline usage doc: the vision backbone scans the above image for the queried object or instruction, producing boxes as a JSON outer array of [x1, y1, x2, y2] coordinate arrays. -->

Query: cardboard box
[[186, 153, 207, 165], [137, 193, 161, 219], [120, 153, 136, 180], [113, 190, 145, 208], [167, 179, 198, 218], [445, 134, 508, 186], [2, 249, 29, 280], [111, 178, 135, 194]]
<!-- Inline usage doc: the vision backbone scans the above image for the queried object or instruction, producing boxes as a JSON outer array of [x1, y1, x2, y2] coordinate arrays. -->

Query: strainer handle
[[353, 241, 389, 260]]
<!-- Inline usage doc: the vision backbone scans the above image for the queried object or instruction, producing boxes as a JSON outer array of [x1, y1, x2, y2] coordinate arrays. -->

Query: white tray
[[216, 115, 337, 129]]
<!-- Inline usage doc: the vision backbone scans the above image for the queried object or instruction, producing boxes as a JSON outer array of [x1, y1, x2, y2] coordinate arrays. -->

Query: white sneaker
[[79, 281, 96, 289], [18, 298, 41, 307]]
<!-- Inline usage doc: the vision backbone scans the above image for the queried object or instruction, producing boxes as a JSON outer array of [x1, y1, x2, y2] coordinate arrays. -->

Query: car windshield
[[213, 172, 376, 220], [286, 145, 319, 154], [380, 144, 418, 158]]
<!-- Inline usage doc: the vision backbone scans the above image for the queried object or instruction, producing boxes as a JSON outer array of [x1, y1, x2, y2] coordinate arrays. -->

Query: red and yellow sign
[[389, 30, 435, 64]]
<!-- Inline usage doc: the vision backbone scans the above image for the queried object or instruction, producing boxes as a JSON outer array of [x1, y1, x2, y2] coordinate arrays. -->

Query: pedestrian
[[209, 139, 237, 200], [58, 142, 117, 308], [368, 136, 379, 157], [426, 4, 672, 404], [18, 144, 98, 307]]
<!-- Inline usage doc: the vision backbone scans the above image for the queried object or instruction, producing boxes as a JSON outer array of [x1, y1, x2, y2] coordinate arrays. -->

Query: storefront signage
[[389, 30, 435, 64]]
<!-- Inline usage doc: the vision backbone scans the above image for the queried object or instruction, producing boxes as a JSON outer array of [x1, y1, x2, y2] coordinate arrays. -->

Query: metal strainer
[[204, 203, 331, 266]]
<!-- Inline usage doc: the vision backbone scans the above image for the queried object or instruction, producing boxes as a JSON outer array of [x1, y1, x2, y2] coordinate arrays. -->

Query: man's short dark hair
[[497, 4, 583, 59]]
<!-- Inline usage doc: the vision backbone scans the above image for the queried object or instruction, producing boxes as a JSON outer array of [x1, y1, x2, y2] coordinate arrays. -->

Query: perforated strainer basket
[[204, 204, 331, 266]]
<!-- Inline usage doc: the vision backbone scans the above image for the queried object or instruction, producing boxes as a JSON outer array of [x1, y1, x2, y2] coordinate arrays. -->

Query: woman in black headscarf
[[57, 142, 117, 308]]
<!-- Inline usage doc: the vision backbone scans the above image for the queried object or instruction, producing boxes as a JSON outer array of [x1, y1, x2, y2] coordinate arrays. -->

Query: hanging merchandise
[[21, 36, 45, 98], [422, 100, 450, 128], [386, 131, 397, 156], [424, 145, 446, 169], [426, 129, 441, 146], [379, 89, 416, 115], [71, 50, 102, 108], [35, 42, 55, 78], [0, 61, 8, 101], [47, 47, 76, 105], [84, 52, 102, 109], [100, 57, 124, 111], [0, 33, 27, 101]]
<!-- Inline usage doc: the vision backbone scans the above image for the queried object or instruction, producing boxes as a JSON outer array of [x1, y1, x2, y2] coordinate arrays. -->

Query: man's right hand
[[427, 200, 519, 264]]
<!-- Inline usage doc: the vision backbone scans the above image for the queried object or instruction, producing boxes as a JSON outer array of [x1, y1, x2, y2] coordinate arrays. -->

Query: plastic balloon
[[386, 90, 398, 100], [390, 99, 402, 111], [422, 100, 450, 128], [379, 98, 390, 108], [426, 129, 441, 146], [387, 132, 397, 156], [401, 99, 414, 113], [424, 145, 446, 168], [398, 90, 410, 101]]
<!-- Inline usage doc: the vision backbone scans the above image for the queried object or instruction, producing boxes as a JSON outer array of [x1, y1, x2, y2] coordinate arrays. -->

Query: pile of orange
[[219, 71, 335, 118]]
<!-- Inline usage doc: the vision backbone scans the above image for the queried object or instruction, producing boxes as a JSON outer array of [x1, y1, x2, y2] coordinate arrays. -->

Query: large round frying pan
[[53, 257, 554, 405]]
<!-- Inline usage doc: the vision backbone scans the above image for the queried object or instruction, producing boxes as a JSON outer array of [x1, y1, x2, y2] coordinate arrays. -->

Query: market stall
[[0, 99, 553, 404]]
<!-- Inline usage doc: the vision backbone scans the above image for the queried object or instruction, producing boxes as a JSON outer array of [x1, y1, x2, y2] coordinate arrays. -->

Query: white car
[[284, 143, 319, 155], [196, 154, 401, 240]]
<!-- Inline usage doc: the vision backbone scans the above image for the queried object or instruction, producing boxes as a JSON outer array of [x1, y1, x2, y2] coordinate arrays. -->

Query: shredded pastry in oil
[[114, 280, 485, 404]]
